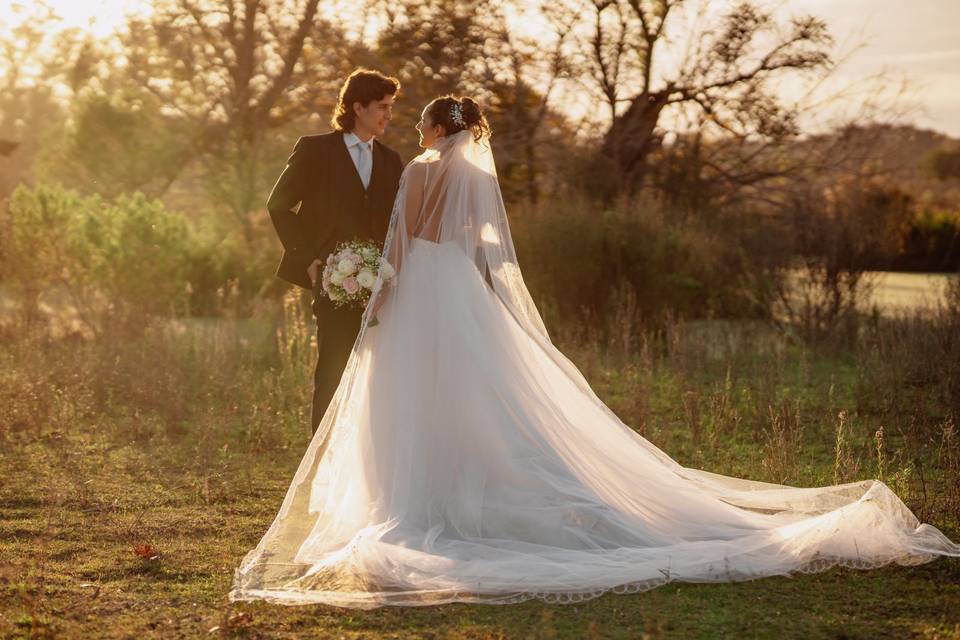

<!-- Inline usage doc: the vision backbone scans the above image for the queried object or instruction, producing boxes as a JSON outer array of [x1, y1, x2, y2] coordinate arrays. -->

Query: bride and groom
[[234, 68, 958, 608]]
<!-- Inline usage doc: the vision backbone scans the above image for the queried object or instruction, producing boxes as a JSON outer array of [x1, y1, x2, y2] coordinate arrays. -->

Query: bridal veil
[[230, 130, 959, 609]]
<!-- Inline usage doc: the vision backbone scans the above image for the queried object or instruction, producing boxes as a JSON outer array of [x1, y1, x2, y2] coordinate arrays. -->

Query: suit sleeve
[[267, 136, 311, 256]]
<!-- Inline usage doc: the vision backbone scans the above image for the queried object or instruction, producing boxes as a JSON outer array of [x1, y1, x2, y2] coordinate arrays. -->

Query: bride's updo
[[427, 95, 491, 142]]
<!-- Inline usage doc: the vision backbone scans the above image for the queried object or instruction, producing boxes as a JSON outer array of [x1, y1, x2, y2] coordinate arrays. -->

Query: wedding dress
[[230, 129, 959, 609]]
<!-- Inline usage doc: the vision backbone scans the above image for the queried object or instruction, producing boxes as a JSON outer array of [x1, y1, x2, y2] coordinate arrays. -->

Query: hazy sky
[[774, 0, 960, 136], [1, 0, 958, 137]]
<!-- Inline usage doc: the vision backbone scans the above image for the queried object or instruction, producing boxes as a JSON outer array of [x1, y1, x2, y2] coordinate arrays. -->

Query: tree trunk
[[524, 137, 540, 204], [596, 91, 670, 198]]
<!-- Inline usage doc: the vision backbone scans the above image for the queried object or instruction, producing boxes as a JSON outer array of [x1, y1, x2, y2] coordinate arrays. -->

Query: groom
[[267, 68, 404, 434]]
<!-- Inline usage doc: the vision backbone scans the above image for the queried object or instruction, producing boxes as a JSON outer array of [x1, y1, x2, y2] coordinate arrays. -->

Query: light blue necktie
[[357, 141, 372, 189]]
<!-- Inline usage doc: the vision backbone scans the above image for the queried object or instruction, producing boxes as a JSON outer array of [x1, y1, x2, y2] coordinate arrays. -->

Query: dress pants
[[310, 294, 363, 434]]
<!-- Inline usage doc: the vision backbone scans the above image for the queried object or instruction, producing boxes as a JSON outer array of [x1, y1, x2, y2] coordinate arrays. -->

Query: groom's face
[[353, 94, 395, 138]]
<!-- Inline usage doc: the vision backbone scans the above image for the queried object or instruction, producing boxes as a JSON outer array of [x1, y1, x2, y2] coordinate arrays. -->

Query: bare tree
[[0, 2, 68, 198], [370, 0, 578, 202], [372, 0, 490, 96], [121, 0, 360, 232], [544, 0, 833, 195], [481, 3, 578, 203]]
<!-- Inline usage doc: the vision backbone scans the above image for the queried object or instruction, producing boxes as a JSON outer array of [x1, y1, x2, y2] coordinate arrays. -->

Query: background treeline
[[0, 0, 958, 340]]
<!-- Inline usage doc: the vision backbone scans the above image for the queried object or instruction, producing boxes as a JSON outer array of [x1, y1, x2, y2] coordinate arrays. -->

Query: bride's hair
[[427, 95, 491, 142]]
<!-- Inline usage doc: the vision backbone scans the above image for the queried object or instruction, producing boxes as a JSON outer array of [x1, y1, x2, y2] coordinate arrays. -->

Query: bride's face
[[416, 105, 444, 149]]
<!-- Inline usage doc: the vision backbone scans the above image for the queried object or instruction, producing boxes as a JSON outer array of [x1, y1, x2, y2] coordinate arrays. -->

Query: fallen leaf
[[133, 543, 160, 559]]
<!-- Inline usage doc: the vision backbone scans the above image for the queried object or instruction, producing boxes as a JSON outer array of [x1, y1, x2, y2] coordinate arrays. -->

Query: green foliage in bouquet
[[319, 239, 395, 310]]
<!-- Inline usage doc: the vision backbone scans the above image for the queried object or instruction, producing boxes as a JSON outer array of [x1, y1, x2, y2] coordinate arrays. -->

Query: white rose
[[379, 262, 395, 280], [330, 270, 346, 286], [357, 269, 376, 289], [337, 258, 357, 275]]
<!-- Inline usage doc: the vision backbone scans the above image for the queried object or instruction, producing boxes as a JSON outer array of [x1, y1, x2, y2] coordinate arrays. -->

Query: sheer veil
[[230, 129, 559, 600], [367, 128, 548, 340], [230, 129, 959, 609]]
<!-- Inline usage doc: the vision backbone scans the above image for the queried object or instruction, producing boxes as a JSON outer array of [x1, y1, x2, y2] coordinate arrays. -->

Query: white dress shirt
[[343, 131, 374, 189]]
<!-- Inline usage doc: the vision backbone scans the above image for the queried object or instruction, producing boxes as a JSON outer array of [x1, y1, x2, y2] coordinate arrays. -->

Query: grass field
[[2, 293, 960, 639]]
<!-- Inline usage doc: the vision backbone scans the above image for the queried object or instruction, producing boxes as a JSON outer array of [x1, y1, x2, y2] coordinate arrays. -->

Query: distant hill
[[820, 124, 958, 173]]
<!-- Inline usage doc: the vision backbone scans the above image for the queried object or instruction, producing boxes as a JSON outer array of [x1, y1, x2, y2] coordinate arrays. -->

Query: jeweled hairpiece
[[450, 102, 466, 127]]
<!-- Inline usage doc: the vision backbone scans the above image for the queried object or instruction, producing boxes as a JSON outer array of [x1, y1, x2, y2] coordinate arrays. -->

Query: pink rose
[[342, 276, 360, 294], [347, 252, 362, 264]]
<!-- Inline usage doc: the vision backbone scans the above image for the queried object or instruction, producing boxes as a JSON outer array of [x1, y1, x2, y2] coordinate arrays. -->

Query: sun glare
[[0, 0, 149, 38]]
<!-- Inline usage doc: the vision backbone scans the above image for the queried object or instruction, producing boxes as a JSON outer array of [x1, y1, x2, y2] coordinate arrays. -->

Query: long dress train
[[230, 130, 959, 609]]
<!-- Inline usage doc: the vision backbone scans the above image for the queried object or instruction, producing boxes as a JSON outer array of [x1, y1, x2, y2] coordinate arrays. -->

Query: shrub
[[893, 208, 960, 272], [509, 193, 779, 337], [1, 184, 194, 335]]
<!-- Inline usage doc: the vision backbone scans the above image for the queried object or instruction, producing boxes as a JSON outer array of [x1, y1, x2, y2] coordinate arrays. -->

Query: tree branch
[[254, 0, 321, 124]]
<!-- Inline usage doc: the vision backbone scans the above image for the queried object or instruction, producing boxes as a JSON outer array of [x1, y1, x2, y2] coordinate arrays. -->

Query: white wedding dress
[[231, 130, 959, 609]]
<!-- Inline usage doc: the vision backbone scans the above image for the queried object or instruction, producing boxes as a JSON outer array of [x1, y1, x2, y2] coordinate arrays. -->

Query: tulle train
[[230, 238, 959, 608]]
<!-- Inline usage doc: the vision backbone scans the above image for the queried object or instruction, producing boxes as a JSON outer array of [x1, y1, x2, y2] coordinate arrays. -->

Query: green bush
[[923, 147, 960, 181], [1, 184, 195, 334], [894, 208, 960, 271], [37, 93, 191, 200], [509, 194, 780, 334]]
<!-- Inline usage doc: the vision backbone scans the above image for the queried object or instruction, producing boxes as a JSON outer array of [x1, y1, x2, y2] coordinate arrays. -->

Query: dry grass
[[1, 290, 960, 638]]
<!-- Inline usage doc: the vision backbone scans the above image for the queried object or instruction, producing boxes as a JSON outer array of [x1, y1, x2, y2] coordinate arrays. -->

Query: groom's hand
[[307, 259, 324, 286]]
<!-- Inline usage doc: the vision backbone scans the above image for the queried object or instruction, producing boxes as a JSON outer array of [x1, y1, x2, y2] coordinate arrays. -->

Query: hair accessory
[[450, 102, 466, 127]]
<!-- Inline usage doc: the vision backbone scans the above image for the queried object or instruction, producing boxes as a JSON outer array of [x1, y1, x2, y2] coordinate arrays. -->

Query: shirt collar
[[344, 131, 373, 149]]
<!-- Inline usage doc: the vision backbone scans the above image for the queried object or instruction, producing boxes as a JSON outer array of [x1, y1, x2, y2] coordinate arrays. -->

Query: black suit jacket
[[267, 131, 403, 290]]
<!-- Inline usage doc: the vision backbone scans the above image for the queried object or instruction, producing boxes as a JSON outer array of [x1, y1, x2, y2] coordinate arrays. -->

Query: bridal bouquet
[[320, 239, 395, 309]]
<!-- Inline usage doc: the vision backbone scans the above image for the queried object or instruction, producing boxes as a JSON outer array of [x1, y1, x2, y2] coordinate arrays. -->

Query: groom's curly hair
[[331, 69, 401, 132]]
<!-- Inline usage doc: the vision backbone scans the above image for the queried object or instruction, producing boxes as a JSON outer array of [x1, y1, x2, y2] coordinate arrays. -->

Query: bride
[[230, 96, 959, 609]]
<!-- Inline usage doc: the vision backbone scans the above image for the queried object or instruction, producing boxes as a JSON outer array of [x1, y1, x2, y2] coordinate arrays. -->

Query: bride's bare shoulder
[[402, 158, 429, 182]]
